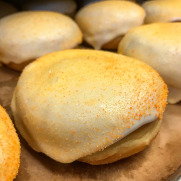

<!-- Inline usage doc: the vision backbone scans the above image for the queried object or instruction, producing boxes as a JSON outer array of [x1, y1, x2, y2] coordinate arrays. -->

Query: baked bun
[[143, 0, 181, 23], [0, 105, 20, 180], [118, 23, 181, 104], [21, 0, 77, 17], [11, 49, 167, 165], [0, 1, 17, 19], [75, 1, 145, 50], [0, 11, 82, 71]]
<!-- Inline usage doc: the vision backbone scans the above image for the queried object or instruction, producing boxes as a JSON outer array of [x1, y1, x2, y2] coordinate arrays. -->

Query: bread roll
[[0, 1, 17, 19], [0, 11, 82, 71], [0, 105, 20, 180], [21, 0, 77, 17], [143, 0, 181, 23], [11, 49, 167, 165], [118, 23, 181, 104], [75, 1, 145, 50]]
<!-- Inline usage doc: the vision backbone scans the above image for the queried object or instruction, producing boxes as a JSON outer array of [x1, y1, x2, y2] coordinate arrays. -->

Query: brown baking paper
[[0, 65, 181, 181]]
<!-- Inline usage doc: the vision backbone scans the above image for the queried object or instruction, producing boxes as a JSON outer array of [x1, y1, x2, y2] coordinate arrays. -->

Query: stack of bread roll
[[0, 0, 181, 180]]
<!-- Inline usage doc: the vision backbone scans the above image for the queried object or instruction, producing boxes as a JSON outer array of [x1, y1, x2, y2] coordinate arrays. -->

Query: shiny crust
[[143, 0, 181, 23], [75, 1, 145, 49], [12, 49, 167, 164], [0, 105, 20, 181], [118, 23, 181, 104], [0, 11, 82, 65]]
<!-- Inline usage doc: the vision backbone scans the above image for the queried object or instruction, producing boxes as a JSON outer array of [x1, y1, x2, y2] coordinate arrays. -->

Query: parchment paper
[[0, 65, 181, 181]]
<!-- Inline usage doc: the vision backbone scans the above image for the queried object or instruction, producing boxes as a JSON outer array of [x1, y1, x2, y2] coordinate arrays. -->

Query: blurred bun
[[143, 0, 181, 23], [0, 11, 82, 71], [118, 23, 181, 104], [12, 49, 167, 165], [75, 1, 145, 50]]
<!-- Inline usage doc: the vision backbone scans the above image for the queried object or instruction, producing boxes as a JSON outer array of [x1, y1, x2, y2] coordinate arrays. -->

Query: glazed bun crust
[[118, 23, 181, 104], [0, 11, 82, 68], [75, 1, 145, 49], [143, 0, 181, 23], [0, 105, 20, 181], [12, 49, 167, 164]]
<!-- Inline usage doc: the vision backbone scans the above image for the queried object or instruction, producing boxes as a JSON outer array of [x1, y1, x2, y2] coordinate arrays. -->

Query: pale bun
[[0, 11, 82, 71], [75, 1, 145, 50], [118, 23, 181, 104], [0, 105, 20, 180], [143, 0, 181, 23], [11, 49, 167, 164]]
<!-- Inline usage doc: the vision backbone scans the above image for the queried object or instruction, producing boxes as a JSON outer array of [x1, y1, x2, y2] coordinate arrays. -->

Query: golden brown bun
[[118, 23, 181, 104], [75, 1, 145, 49], [0, 11, 82, 70], [12, 49, 167, 164], [0, 105, 20, 180], [21, 0, 77, 17], [143, 0, 181, 23]]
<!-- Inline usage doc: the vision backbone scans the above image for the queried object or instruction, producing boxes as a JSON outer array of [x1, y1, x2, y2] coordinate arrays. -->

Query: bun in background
[[0, 105, 20, 181], [75, 1, 145, 50], [118, 23, 181, 104], [143, 0, 181, 23], [0, 11, 82, 71]]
